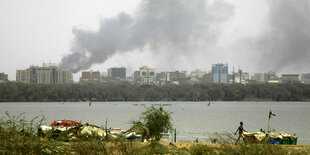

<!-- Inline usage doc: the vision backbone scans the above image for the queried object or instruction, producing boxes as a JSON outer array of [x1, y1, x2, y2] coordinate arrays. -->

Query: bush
[[132, 106, 173, 141]]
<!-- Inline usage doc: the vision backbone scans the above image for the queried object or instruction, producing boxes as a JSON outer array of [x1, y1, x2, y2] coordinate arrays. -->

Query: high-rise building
[[16, 63, 73, 84], [212, 63, 228, 84], [80, 71, 101, 83], [58, 70, 73, 84], [108, 67, 126, 78], [16, 70, 29, 83], [0, 73, 8, 83]]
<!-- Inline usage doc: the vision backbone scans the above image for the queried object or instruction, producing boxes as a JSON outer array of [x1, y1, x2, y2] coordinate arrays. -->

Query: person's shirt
[[238, 125, 243, 134]]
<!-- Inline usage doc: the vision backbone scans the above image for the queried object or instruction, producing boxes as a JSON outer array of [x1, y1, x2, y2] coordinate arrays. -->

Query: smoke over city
[[59, 0, 234, 73], [253, 0, 310, 72]]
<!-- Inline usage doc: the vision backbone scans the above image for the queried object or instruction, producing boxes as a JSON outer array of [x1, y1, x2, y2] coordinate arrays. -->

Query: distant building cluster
[[16, 63, 72, 84], [128, 63, 308, 85], [0, 62, 309, 85]]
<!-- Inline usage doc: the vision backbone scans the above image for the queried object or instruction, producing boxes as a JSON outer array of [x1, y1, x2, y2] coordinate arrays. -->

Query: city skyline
[[1, 0, 310, 81], [4, 63, 310, 83]]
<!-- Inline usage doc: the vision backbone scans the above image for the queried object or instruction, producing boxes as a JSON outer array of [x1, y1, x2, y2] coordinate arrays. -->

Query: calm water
[[0, 102, 309, 145]]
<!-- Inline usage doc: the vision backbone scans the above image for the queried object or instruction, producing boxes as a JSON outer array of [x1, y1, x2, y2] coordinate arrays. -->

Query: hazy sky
[[0, 0, 309, 81]]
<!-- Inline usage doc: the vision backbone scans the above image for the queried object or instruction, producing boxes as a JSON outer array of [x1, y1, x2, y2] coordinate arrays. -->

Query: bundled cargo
[[268, 131, 297, 145], [243, 131, 297, 145]]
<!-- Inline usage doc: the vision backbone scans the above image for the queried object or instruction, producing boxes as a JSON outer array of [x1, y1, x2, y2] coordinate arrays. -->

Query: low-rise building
[[140, 66, 156, 84], [156, 72, 166, 85], [188, 69, 209, 83], [267, 75, 280, 83], [132, 71, 141, 84], [132, 66, 157, 84], [80, 71, 100, 83], [252, 71, 280, 84], [230, 70, 249, 84], [190, 69, 206, 79], [252, 73, 265, 83], [166, 71, 186, 84], [281, 74, 300, 84]]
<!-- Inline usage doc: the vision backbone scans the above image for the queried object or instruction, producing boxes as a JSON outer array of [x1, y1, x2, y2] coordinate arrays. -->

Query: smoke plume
[[59, 0, 234, 73], [254, 0, 310, 72]]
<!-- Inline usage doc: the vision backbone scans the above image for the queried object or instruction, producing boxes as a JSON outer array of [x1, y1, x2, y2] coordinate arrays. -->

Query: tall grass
[[0, 112, 69, 154], [209, 131, 237, 144]]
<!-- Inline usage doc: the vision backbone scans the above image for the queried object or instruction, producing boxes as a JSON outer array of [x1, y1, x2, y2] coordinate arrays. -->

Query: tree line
[[0, 82, 310, 102]]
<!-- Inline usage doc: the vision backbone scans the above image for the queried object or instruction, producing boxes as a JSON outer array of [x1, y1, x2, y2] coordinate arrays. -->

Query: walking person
[[234, 121, 247, 144]]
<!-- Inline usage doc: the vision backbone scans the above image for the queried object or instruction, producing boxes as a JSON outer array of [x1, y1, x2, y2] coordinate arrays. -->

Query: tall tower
[[212, 63, 228, 84]]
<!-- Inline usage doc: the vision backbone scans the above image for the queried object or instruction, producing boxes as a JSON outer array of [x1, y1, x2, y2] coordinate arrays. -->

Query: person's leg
[[242, 134, 246, 143], [235, 135, 241, 144]]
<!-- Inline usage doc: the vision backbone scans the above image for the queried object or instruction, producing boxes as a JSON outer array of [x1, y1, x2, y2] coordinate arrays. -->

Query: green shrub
[[132, 106, 173, 141]]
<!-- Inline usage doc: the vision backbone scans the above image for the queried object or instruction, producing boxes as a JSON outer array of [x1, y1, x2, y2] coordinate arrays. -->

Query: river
[[0, 102, 309, 145]]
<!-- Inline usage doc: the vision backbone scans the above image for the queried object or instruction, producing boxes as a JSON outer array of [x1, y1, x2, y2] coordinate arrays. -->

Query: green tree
[[133, 106, 173, 141]]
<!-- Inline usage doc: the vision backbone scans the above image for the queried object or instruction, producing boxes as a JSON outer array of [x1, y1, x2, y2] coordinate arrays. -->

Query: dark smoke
[[254, 0, 310, 72], [59, 0, 234, 73]]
